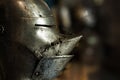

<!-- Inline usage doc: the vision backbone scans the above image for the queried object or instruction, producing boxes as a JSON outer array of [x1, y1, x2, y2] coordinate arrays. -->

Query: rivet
[[34, 72, 40, 76]]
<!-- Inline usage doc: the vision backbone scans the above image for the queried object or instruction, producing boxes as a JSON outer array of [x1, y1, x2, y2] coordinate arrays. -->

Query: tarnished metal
[[0, 0, 82, 80], [32, 55, 73, 80]]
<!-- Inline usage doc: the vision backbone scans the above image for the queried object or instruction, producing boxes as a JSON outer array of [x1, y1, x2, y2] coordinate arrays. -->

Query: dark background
[[45, 0, 120, 80]]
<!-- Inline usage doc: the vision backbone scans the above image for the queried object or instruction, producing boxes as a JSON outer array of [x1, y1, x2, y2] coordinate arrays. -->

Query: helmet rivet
[[34, 72, 40, 76]]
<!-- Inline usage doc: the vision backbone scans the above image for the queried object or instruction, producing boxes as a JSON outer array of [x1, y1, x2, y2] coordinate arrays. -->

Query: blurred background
[[46, 0, 120, 80]]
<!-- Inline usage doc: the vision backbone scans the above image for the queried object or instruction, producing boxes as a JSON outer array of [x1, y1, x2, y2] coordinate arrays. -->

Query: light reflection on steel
[[0, 0, 82, 80]]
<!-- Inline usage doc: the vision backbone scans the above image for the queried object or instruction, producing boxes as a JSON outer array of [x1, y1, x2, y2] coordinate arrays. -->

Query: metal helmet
[[0, 0, 82, 80]]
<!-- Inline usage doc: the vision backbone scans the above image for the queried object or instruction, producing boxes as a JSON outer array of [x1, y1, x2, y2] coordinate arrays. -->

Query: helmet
[[0, 0, 82, 80]]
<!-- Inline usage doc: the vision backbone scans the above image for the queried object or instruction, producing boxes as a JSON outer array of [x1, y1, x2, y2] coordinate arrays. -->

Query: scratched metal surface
[[0, 0, 82, 80]]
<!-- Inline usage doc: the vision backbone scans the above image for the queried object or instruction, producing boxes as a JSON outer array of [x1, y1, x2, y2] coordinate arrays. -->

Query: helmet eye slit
[[35, 24, 56, 27]]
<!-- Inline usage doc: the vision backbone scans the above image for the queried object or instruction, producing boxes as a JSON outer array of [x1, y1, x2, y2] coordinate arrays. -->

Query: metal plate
[[32, 55, 73, 80]]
